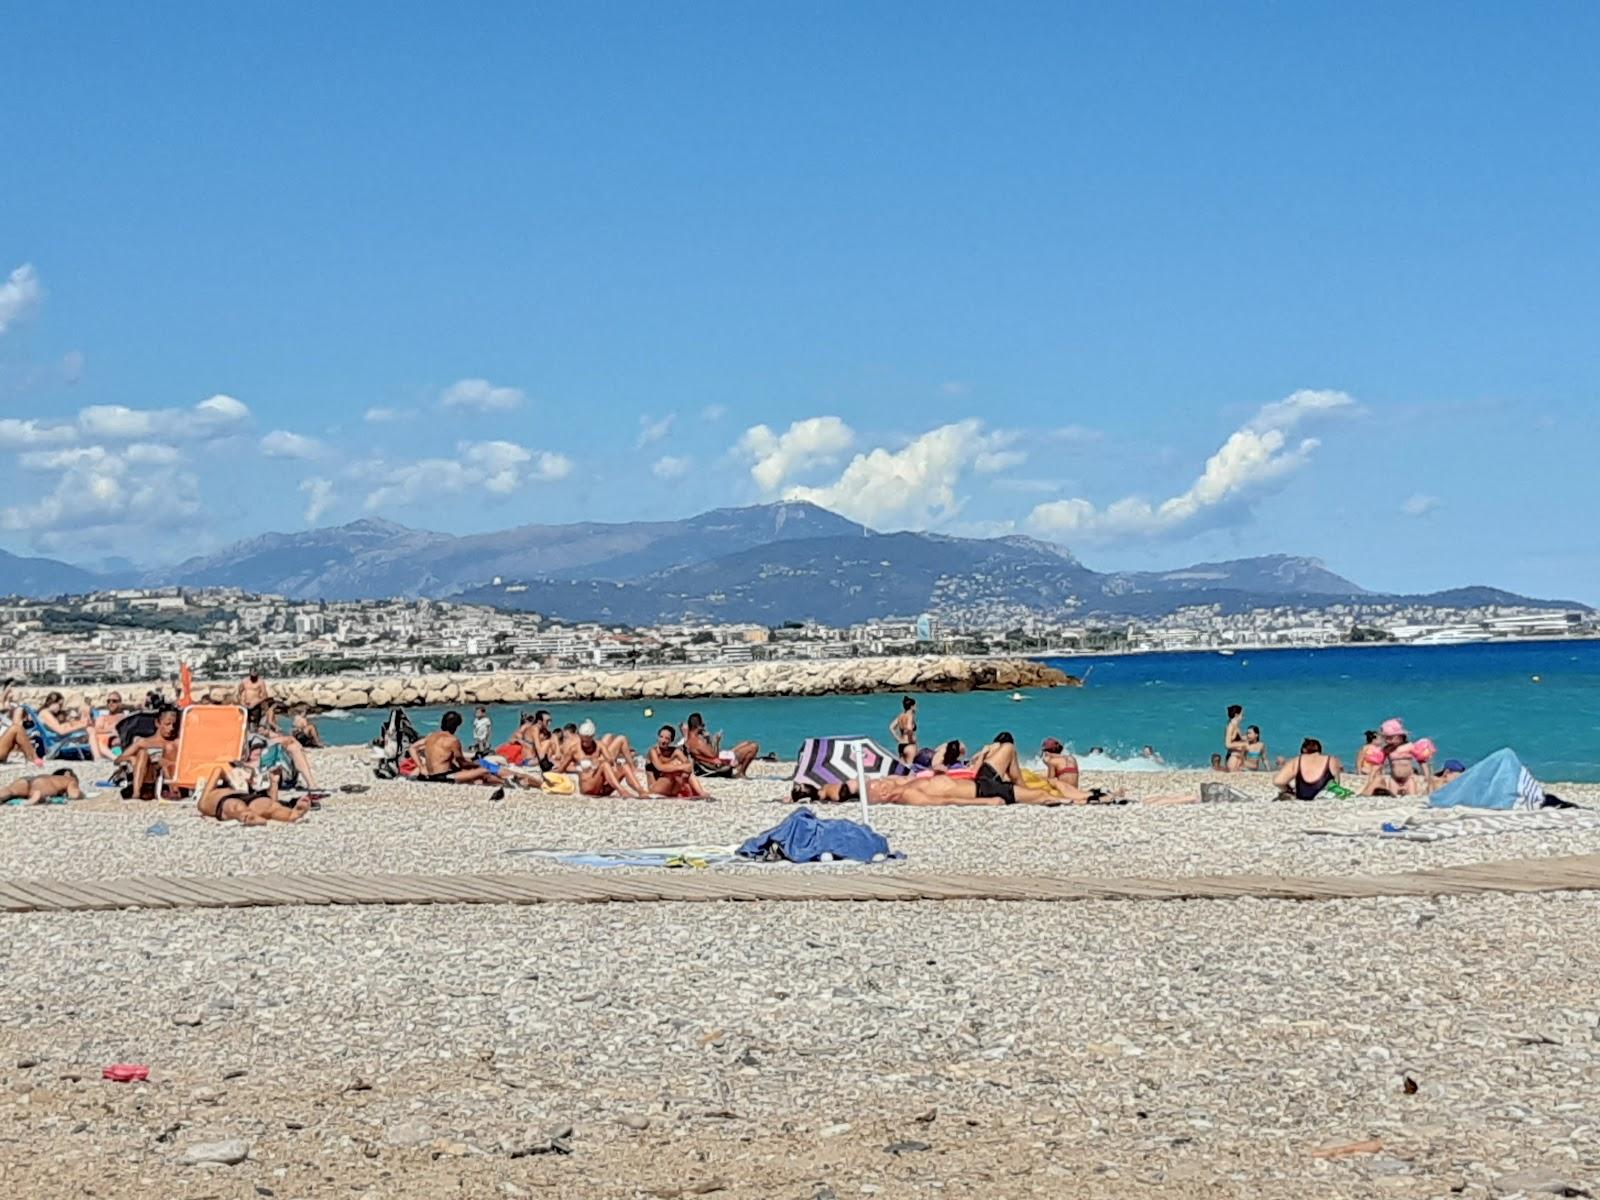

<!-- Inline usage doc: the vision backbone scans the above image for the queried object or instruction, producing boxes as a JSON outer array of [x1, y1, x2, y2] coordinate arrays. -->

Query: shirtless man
[[684, 712, 759, 779], [3, 768, 82, 805], [968, 732, 1055, 805], [125, 708, 181, 800], [405, 711, 498, 786], [646, 725, 709, 798], [238, 671, 271, 728], [791, 771, 1059, 807], [90, 692, 127, 760], [889, 697, 919, 765], [573, 721, 649, 797]]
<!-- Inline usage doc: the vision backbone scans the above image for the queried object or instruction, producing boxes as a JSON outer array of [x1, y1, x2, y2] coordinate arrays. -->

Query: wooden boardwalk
[[1, 853, 1599, 914]]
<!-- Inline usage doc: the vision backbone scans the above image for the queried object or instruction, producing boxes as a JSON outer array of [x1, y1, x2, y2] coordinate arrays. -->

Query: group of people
[[399, 707, 762, 799], [1213, 703, 1462, 800]]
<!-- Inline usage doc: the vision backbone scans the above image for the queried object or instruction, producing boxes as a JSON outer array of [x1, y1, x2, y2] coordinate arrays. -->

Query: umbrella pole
[[852, 738, 872, 828]]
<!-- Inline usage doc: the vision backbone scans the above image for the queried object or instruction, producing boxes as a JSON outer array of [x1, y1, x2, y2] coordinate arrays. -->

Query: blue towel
[[737, 807, 897, 863]]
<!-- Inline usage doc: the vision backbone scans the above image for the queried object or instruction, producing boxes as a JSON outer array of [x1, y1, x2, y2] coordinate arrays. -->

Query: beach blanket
[[1306, 807, 1600, 842], [792, 736, 911, 788], [506, 843, 739, 868], [737, 807, 900, 863], [1429, 748, 1545, 811]]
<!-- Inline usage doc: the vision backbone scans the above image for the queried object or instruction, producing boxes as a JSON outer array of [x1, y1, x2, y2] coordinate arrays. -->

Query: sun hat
[[1380, 717, 1407, 738]]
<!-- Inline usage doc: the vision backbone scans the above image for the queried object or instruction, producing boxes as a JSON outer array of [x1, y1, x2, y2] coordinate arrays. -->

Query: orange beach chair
[[169, 704, 248, 797]]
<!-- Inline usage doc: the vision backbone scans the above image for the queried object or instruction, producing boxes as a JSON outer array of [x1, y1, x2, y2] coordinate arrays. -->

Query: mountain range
[[0, 501, 1584, 624]]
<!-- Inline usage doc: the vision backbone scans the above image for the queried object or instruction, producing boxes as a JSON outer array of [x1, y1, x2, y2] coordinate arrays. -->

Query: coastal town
[[0, 586, 1591, 685]]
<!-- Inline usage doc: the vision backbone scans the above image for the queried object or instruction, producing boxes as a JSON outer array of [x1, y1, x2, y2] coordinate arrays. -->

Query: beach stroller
[[372, 708, 419, 780], [169, 704, 248, 799], [19, 705, 93, 761]]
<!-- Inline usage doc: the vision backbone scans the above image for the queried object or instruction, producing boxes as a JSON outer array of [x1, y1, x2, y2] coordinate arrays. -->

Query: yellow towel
[[541, 772, 576, 795], [1020, 768, 1064, 797]]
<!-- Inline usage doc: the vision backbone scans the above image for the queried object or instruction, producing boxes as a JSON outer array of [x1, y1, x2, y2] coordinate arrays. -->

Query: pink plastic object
[[102, 1064, 149, 1082]]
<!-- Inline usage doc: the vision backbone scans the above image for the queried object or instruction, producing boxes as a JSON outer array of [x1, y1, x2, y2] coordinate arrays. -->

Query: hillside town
[[0, 587, 1592, 685]]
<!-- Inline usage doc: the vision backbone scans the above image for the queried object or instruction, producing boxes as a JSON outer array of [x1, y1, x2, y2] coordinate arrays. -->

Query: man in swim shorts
[[684, 712, 759, 778]]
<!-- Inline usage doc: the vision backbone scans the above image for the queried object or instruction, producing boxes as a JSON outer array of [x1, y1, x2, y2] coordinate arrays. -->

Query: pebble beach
[[3, 750, 1598, 1198]]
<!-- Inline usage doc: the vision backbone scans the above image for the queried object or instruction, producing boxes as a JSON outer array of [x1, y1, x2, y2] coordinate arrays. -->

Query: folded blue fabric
[[737, 807, 897, 863]]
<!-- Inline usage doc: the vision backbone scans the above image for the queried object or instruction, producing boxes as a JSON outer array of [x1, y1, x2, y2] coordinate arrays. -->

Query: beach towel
[[507, 843, 739, 868], [792, 736, 911, 789], [1307, 807, 1600, 842], [1429, 748, 1545, 811], [737, 807, 899, 863]]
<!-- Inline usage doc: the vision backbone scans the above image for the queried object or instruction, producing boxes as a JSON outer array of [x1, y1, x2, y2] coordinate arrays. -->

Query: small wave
[[320, 708, 351, 719], [1025, 751, 1169, 773]]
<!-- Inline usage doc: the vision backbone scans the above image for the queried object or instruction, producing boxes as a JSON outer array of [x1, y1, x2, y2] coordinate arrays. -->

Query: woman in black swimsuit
[[1273, 738, 1343, 801], [196, 766, 311, 825], [889, 697, 919, 765]]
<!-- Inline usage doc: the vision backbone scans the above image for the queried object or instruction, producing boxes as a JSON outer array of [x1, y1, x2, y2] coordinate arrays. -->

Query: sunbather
[[290, 709, 323, 748], [684, 712, 759, 778], [646, 725, 709, 798], [574, 721, 649, 797], [124, 708, 181, 800], [405, 710, 498, 785], [89, 692, 127, 760], [258, 702, 318, 788], [196, 764, 310, 825], [33, 692, 92, 745], [1040, 738, 1078, 791], [3, 768, 82, 805], [1273, 738, 1343, 800], [0, 711, 42, 765], [791, 772, 1059, 807]]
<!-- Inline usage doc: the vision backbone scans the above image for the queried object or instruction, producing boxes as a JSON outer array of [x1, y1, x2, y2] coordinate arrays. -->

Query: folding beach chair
[[169, 704, 248, 798], [19, 705, 93, 761]]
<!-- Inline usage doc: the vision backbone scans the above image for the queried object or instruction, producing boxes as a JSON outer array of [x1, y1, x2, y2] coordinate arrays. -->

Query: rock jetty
[[31, 657, 1073, 711]]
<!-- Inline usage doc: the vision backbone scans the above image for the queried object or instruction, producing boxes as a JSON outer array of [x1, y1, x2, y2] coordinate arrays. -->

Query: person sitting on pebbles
[[646, 725, 709, 798], [196, 763, 311, 825], [404, 710, 500, 787], [573, 720, 650, 798], [683, 712, 760, 779], [3, 768, 82, 806]]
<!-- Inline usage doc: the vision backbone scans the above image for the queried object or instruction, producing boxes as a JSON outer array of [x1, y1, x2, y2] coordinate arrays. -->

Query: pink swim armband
[[1410, 738, 1437, 763]]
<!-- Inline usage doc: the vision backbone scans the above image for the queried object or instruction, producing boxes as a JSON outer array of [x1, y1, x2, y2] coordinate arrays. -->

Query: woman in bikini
[[1235, 726, 1268, 771], [1040, 738, 1079, 792], [1273, 738, 1343, 801], [196, 765, 311, 825], [645, 725, 709, 798], [889, 697, 919, 765]]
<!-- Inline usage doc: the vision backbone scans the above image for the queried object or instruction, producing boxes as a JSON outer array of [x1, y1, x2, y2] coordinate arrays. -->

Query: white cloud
[[1047, 424, 1103, 444], [77, 404, 157, 439], [441, 378, 524, 412], [124, 442, 180, 466], [2, 444, 200, 541], [1028, 389, 1355, 542], [301, 477, 335, 524], [0, 418, 75, 450], [74, 394, 252, 443], [701, 404, 727, 421], [781, 419, 1020, 529], [636, 413, 675, 447], [364, 406, 399, 423], [939, 381, 971, 397], [1400, 494, 1440, 518], [362, 440, 570, 510], [260, 429, 325, 460], [0, 263, 42, 335], [195, 393, 250, 426], [737, 416, 855, 492], [652, 455, 690, 480]]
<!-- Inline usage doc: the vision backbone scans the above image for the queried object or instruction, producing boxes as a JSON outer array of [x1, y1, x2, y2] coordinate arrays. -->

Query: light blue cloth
[[1429, 747, 1545, 811]]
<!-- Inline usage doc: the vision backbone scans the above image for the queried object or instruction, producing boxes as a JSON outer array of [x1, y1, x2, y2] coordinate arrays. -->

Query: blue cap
[[1442, 759, 1467, 774]]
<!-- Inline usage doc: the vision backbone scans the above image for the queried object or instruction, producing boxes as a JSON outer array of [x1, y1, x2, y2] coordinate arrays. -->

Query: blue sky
[[3, 3, 1597, 601]]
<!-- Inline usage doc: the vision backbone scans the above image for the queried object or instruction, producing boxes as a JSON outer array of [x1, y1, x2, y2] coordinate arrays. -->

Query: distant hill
[[0, 547, 105, 598], [0, 501, 1585, 620]]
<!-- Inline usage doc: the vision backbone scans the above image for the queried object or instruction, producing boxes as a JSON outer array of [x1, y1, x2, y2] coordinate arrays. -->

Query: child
[[470, 706, 493, 758]]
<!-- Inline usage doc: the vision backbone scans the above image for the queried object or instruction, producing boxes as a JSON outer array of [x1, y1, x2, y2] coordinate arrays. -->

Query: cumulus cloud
[[2, 443, 200, 541], [0, 418, 75, 450], [301, 477, 336, 524], [0, 263, 42, 335], [781, 419, 1021, 529], [737, 416, 855, 492], [1028, 389, 1355, 542], [652, 455, 690, 480], [362, 440, 571, 510], [636, 413, 675, 447], [260, 429, 325, 460], [75, 394, 252, 443], [1400, 494, 1440, 518], [440, 378, 524, 412], [125, 442, 180, 466]]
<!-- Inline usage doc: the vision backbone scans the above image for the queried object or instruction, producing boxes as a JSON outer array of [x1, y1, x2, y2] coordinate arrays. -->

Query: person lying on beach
[[791, 772, 1062, 807], [1040, 738, 1078, 791], [573, 721, 649, 797], [3, 768, 82, 805], [89, 692, 127, 760], [196, 764, 310, 825], [1273, 739, 1343, 801], [1430, 758, 1468, 791], [889, 696, 918, 765], [646, 725, 709, 798], [684, 712, 759, 778], [124, 708, 181, 800], [405, 710, 499, 785], [0, 711, 42, 765], [918, 739, 967, 773]]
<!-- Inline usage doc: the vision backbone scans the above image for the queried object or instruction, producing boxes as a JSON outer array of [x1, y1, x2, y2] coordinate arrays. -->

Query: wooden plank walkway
[[1, 853, 1598, 915]]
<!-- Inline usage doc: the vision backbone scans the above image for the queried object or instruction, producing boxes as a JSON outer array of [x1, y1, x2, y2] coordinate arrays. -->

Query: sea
[[312, 639, 1600, 782]]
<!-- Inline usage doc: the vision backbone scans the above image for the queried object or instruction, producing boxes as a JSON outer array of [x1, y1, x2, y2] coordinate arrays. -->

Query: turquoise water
[[313, 640, 1600, 781]]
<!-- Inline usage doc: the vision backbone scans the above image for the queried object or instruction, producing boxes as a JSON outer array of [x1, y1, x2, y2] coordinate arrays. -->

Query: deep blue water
[[314, 640, 1600, 781]]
